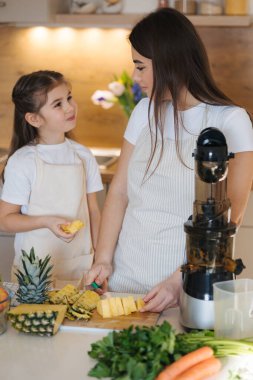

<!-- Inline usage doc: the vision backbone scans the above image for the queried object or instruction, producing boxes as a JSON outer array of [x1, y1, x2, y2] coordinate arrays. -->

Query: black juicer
[[180, 127, 245, 330]]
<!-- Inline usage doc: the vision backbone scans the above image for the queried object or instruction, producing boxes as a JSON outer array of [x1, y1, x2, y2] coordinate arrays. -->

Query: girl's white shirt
[[1, 138, 103, 213], [124, 98, 253, 152]]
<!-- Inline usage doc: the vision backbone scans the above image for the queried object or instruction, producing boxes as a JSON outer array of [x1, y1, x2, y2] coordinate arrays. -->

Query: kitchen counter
[[1, 306, 252, 380], [100, 163, 117, 186]]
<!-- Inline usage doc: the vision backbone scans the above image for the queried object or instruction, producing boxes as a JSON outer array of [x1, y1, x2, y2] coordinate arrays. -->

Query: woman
[[85, 8, 253, 311]]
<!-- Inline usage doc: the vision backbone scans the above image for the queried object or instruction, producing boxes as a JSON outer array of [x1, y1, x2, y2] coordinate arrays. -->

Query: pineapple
[[60, 220, 85, 234], [15, 248, 53, 304], [8, 304, 67, 336]]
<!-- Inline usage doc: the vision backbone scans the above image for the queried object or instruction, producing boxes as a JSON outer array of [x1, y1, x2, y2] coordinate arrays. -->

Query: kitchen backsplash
[[0, 24, 253, 149]]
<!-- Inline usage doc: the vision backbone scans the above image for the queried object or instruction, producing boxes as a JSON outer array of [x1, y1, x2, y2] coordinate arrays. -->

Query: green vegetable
[[176, 329, 253, 357], [87, 321, 253, 380], [88, 322, 176, 380]]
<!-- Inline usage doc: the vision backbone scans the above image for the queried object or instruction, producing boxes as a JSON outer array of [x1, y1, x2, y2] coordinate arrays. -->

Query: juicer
[[180, 127, 245, 330]]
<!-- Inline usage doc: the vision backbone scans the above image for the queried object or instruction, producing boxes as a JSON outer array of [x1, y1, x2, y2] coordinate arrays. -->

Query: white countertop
[[1, 307, 253, 380]]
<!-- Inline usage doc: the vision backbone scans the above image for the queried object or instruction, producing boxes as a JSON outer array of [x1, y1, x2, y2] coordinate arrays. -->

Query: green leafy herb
[[87, 321, 253, 380]]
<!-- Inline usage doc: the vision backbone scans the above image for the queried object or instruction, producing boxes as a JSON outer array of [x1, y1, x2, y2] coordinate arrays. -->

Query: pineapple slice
[[72, 290, 100, 311], [60, 220, 85, 234], [136, 298, 145, 311], [115, 297, 124, 316], [97, 299, 111, 318], [127, 296, 137, 313], [121, 297, 132, 315], [108, 297, 122, 317]]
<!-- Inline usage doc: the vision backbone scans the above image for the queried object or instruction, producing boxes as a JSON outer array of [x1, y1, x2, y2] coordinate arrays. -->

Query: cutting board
[[63, 309, 160, 330]]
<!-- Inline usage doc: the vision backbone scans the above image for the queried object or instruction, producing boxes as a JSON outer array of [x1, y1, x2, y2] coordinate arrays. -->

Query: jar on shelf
[[174, 0, 197, 14], [158, 0, 169, 8], [224, 0, 248, 15], [198, 0, 223, 15], [102, 0, 123, 14]]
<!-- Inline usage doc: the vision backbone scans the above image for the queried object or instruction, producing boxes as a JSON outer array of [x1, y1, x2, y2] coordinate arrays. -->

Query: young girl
[[85, 8, 253, 311], [0, 70, 103, 283]]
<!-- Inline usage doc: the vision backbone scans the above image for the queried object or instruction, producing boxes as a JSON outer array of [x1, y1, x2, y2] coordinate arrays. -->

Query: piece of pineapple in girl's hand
[[60, 220, 85, 234]]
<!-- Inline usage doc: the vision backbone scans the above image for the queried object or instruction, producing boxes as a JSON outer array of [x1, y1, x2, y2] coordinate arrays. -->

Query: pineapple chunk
[[121, 297, 132, 315], [97, 299, 111, 318], [127, 296, 137, 313], [108, 297, 124, 317], [115, 297, 124, 316], [60, 220, 85, 234], [136, 298, 145, 311]]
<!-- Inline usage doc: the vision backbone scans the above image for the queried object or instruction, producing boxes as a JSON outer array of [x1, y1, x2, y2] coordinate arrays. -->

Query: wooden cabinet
[[0, 0, 68, 23]]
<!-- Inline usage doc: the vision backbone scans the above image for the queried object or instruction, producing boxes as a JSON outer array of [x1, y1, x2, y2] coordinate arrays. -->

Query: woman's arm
[[87, 192, 101, 250], [227, 151, 253, 226], [0, 200, 75, 240], [85, 139, 134, 285]]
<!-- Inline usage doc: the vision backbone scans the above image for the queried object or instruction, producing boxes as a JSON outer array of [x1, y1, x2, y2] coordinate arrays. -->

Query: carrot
[[156, 346, 214, 380], [174, 357, 222, 380]]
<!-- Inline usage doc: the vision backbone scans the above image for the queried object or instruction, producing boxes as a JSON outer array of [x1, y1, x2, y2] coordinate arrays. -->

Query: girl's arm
[[85, 139, 134, 286], [87, 192, 101, 250], [0, 200, 75, 241], [227, 151, 253, 226]]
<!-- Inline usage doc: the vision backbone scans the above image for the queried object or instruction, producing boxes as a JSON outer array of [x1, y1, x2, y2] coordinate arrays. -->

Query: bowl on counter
[[0, 287, 11, 334]]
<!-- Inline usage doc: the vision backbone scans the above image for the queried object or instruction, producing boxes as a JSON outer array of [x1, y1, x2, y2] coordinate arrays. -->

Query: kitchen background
[[0, 0, 253, 280]]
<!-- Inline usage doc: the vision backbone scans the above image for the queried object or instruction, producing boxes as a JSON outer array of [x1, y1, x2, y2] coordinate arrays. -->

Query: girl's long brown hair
[[1, 70, 68, 181], [129, 8, 235, 177]]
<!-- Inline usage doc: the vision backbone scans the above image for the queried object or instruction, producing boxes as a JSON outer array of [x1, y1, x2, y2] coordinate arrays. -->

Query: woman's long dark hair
[[1, 70, 67, 181], [129, 8, 235, 176]]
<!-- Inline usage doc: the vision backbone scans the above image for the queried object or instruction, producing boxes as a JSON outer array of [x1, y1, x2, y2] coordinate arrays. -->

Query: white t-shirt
[[124, 98, 253, 153], [1, 139, 103, 214]]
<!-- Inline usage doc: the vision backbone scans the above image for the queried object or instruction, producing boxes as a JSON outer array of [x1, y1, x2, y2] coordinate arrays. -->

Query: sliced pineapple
[[8, 304, 67, 336], [136, 298, 145, 311], [115, 297, 124, 316], [48, 284, 79, 305], [97, 299, 111, 318], [96, 296, 145, 318], [127, 296, 137, 313], [73, 290, 100, 311], [108, 297, 120, 317], [60, 220, 85, 234]]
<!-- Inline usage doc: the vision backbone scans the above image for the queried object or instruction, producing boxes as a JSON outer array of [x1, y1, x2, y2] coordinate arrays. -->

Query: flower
[[91, 90, 117, 109], [91, 71, 145, 118]]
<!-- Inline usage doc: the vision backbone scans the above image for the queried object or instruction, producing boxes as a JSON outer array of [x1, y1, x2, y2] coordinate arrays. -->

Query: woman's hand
[[141, 274, 182, 313], [84, 262, 113, 293]]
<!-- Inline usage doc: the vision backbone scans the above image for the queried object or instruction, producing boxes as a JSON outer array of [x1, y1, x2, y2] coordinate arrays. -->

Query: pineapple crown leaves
[[15, 248, 53, 304], [16, 248, 53, 286]]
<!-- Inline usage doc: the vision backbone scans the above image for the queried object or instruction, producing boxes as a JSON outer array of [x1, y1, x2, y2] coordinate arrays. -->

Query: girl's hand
[[141, 276, 181, 313], [44, 216, 76, 242], [84, 262, 113, 294]]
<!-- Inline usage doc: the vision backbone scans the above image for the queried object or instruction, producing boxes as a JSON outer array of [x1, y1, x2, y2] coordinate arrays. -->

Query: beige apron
[[12, 146, 93, 283], [109, 106, 210, 294]]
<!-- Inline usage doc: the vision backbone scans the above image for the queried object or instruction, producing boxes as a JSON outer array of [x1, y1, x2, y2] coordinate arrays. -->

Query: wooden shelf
[[55, 13, 252, 28]]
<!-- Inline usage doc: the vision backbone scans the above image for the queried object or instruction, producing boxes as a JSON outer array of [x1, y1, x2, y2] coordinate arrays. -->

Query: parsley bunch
[[88, 321, 177, 380]]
